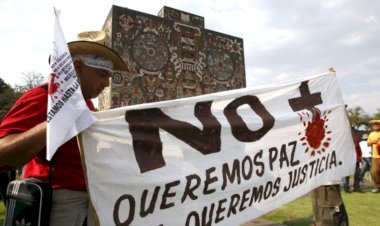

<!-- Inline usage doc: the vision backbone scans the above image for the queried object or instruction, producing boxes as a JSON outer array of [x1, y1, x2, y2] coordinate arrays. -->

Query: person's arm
[[367, 133, 377, 146], [0, 122, 46, 169]]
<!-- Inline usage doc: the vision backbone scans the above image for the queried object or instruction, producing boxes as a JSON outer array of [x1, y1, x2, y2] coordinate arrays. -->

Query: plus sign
[[288, 81, 322, 114]]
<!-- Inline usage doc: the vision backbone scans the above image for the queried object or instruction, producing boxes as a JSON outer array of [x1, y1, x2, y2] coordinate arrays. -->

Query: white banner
[[81, 72, 355, 226], [47, 9, 96, 160]]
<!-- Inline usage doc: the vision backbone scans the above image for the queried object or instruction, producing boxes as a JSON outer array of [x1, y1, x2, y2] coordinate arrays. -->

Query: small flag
[[46, 8, 96, 160]]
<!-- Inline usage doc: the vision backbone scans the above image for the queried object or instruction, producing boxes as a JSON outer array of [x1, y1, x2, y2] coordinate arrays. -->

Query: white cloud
[[338, 33, 365, 46], [364, 15, 377, 23], [1, 0, 379, 114], [343, 90, 380, 114]]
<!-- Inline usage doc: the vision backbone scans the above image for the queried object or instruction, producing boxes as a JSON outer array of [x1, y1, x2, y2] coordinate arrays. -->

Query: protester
[[359, 133, 372, 182], [368, 119, 380, 193], [310, 107, 351, 226], [311, 185, 349, 226], [0, 31, 127, 225], [343, 129, 363, 192]]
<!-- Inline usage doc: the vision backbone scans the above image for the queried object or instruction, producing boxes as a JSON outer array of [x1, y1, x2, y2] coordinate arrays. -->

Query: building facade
[[99, 5, 246, 110]]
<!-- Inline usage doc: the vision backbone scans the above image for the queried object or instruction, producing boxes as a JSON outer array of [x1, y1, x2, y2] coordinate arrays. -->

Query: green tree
[[1, 72, 45, 122], [347, 106, 370, 130], [0, 78, 22, 122], [372, 109, 380, 120], [14, 71, 45, 93], [0, 77, 10, 92]]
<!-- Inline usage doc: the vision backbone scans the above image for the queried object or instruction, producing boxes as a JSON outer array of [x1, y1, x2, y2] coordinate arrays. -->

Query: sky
[[0, 0, 379, 114]]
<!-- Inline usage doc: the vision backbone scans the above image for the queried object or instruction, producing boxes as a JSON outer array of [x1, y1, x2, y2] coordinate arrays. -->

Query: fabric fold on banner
[[47, 8, 96, 160]]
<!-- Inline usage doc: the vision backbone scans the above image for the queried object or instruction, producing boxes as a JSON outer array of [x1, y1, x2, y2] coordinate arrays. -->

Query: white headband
[[73, 54, 114, 73]]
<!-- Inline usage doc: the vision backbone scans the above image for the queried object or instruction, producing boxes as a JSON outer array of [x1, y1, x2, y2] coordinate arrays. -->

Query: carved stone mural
[[98, 5, 246, 110]]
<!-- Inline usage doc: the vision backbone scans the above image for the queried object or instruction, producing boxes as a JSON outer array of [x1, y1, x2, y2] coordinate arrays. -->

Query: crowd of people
[[367, 119, 380, 192], [343, 119, 380, 193]]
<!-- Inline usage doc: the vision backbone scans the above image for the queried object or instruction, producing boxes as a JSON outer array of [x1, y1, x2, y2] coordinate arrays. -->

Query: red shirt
[[0, 85, 95, 191], [352, 133, 362, 163]]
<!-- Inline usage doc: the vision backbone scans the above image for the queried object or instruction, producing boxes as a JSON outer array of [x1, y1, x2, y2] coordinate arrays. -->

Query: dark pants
[[344, 162, 361, 191], [359, 157, 372, 181]]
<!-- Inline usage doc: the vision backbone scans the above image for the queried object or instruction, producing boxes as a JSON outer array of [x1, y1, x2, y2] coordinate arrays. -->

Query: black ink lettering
[[268, 147, 278, 171], [227, 194, 240, 218], [273, 177, 281, 196], [185, 211, 199, 226], [288, 81, 322, 114], [300, 165, 308, 183], [125, 101, 221, 173], [314, 158, 320, 177], [319, 156, 326, 174], [182, 174, 201, 203], [224, 95, 274, 142], [113, 194, 135, 226], [279, 144, 290, 169], [241, 156, 253, 180], [325, 153, 330, 169], [264, 181, 273, 199], [203, 167, 218, 195], [292, 167, 301, 188], [221, 159, 241, 190], [215, 198, 227, 223], [329, 150, 337, 168], [140, 186, 160, 217], [289, 141, 300, 166], [308, 160, 316, 178], [249, 186, 263, 205], [202, 203, 215, 226], [254, 150, 265, 177], [239, 189, 251, 212], [284, 172, 292, 192], [160, 180, 180, 209]]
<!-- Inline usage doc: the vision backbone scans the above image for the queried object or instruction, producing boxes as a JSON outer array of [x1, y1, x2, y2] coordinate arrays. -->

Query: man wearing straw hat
[[368, 119, 380, 193], [0, 31, 127, 225]]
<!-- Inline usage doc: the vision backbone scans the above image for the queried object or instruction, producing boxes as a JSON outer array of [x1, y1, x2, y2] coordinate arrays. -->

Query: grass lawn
[[261, 185, 379, 226], [0, 201, 4, 224], [0, 184, 378, 225]]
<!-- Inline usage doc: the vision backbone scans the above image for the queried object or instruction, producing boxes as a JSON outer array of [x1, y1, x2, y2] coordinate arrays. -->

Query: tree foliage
[[347, 106, 372, 130], [0, 77, 10, 92], [0, 78, 22, 122], [1, 72, 45, 122], [372, 109, 380, 120], [14, 71, 45, 93]]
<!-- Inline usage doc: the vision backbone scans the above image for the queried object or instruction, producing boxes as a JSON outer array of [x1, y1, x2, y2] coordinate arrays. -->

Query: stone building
[[98, 5, 246, 110]]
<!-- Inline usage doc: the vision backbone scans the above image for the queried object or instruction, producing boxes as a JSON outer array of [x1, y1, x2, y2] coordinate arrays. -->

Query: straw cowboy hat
[[369, 119, 380, 124], [68, 31, 127, 71]]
